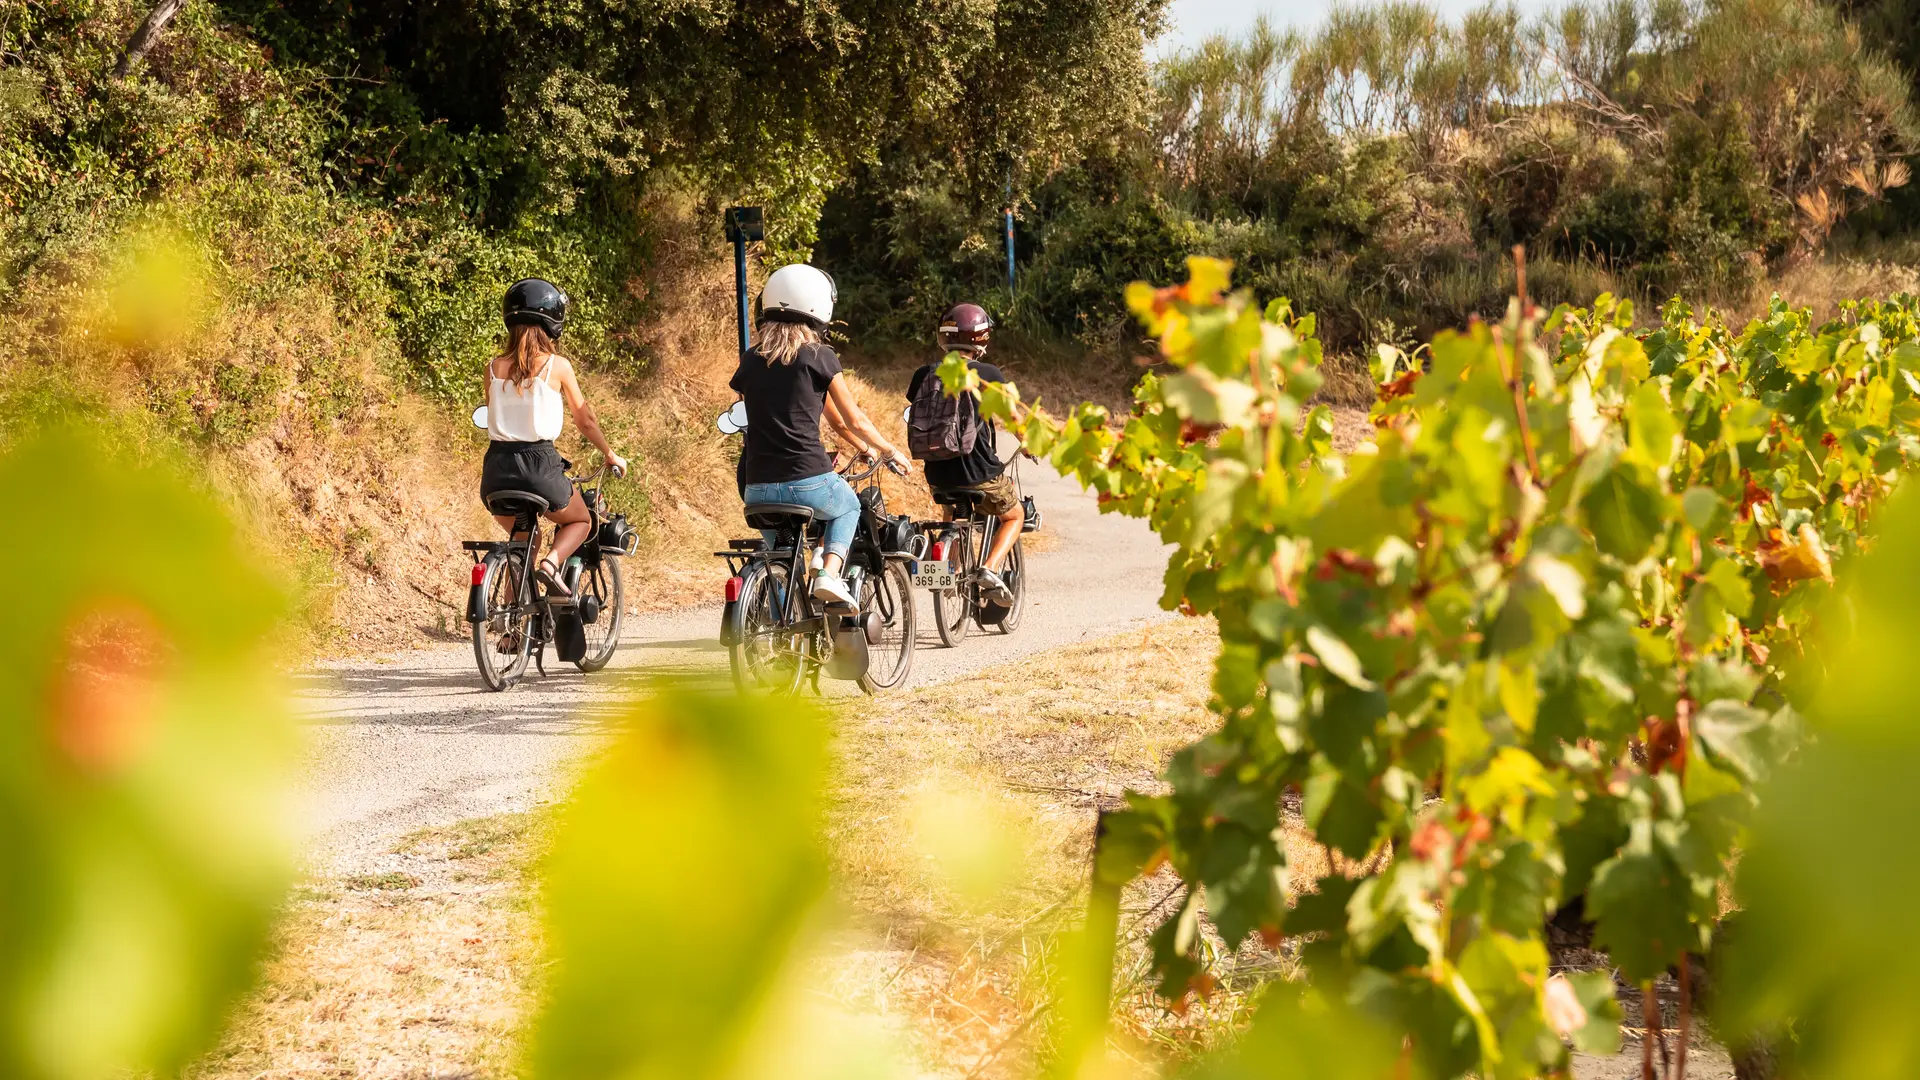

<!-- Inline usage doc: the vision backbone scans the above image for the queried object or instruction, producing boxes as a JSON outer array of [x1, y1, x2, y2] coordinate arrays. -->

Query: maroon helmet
[[938, 302, 993, 353]]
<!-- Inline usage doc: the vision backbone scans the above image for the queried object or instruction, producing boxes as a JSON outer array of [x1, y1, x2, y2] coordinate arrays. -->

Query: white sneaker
[[811, 573, 857, 610], [975, 567, 1014, 605]]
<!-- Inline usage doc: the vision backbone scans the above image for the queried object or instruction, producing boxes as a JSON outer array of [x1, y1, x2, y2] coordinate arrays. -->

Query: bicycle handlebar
[[839, 454, 881, 483], [838, 453, 912, 483]]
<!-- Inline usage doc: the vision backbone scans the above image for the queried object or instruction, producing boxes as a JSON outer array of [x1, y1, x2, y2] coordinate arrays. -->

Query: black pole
[[724, 207, 764, 356], [734, 235, 751, 356]]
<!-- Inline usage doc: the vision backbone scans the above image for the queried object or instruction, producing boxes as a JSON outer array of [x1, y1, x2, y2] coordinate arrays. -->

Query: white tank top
[[488, 356, 564, 442]]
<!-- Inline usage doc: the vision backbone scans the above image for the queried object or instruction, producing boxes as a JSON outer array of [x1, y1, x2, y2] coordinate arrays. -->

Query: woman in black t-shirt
[[731, 263, 906, 610]]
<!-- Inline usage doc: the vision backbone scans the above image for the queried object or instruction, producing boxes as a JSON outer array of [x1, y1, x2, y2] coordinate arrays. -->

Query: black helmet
[[938, 302, 992, 353], [504, 278, 568, 339]]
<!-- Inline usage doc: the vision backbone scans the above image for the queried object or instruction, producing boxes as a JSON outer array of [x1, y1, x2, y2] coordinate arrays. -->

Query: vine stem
[[1641, 983, 1657, 1080], [1505, 245, 1543, 480], [1677, 956, 1692, 1080]]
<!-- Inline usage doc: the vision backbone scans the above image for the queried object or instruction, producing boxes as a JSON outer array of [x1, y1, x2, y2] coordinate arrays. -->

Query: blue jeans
[[744, 471, 861, 561]]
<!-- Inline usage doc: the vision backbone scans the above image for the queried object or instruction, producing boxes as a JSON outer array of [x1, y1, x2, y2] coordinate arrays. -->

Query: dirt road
[[296, 443, 1175, 874]]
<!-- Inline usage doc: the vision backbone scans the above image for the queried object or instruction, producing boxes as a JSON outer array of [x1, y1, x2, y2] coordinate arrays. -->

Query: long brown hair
[[495, 324, 556, 385], [755, 319, 819, 365]]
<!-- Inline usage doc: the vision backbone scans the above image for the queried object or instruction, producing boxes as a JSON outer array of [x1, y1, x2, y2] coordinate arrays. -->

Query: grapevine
[[944, 259, 1920, 1076]]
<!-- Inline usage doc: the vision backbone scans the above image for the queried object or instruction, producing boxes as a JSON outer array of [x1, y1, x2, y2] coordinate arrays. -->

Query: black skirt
[[480, 440, 573, 513]]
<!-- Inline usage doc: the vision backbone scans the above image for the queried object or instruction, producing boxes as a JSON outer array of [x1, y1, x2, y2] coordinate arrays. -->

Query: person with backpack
[[732, 263, 907, 609], [906, 303, 1021, 604]]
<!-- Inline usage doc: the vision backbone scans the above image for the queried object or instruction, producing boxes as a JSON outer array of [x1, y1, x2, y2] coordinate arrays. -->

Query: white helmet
[[760, 263, 836, 328]]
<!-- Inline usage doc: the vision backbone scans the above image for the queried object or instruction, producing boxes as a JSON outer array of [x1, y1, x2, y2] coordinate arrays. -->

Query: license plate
[[910, 560, 957, 590]]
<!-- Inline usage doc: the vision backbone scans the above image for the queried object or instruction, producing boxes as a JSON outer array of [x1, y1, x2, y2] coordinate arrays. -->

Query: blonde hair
[[755, 319, 819, 365], [495, 323, 559, 384]]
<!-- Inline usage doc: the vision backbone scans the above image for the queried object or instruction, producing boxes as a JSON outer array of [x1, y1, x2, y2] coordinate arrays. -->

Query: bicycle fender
[[467, 560, 489, 623], [719, 599, 741, 647]]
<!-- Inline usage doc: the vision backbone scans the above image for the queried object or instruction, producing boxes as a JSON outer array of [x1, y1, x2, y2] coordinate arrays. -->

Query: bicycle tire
[[472, 550, 534, 691], [858, 560, 917, 693], [990, 537, 1027, 634], [729, 560, 807, 696], [931, 524, 975, 648], [573, 557, 625, 672]]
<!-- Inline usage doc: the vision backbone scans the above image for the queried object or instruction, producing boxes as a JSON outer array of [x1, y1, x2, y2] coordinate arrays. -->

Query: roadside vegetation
[[8, 0, 1920, 648]]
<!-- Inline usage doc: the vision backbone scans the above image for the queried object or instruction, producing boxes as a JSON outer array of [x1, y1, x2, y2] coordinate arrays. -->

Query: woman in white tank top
[[479, 278, 628, 599]]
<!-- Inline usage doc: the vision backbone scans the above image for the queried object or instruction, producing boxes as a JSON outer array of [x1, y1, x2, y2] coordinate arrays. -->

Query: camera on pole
[[723, 207, 765, 357]]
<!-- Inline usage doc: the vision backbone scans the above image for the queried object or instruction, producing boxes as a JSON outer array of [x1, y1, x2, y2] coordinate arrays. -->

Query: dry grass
[[817, 615, 1336, 1078], [189, 814, 547, 1080], [1737, 255, 1920, 323], [189, 619, 1309, 1079]]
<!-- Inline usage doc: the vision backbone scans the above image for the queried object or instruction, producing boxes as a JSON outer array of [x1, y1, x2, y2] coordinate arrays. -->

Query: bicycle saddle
[[932, 489, 986, 509], [743, 502, 815, 531], [485, 489, 551, 515]]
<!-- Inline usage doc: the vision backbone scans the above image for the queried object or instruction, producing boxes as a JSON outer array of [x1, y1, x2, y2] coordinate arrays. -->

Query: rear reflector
[[725, 576, 744, 602], [930, 541, 947, 561], [470, 563, 487, 585]]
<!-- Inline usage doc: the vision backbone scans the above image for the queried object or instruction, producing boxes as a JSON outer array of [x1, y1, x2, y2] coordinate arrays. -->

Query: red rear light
[[930, 541, 947, 562], [725, 576, 744, 602], [470, 563, 487, 585]]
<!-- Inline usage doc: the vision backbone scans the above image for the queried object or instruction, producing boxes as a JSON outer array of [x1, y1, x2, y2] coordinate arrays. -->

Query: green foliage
[[1715, 484, 1920, 1078], [525, 684, 829, 1079], [824, 0, 1920, 358], [1178, 984, 1402, 1079], [986, 257, 1920, 1076], [213, 0, 1164, 250], [0, 0, 651, 399], [0, 428, 295, 1080]]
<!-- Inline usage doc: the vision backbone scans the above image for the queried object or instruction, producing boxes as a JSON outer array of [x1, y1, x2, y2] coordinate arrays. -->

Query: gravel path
[[297, 442, 1175, 874]]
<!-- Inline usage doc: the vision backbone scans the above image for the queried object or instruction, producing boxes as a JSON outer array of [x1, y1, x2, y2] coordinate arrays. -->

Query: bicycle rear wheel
[[573, 557, 625, 672], [858, 560, 917, 693], [729, 560, 807, 695], [472, 551, 534, 691], [990, 537, 1027, 634], [930, 525, 975, 648]]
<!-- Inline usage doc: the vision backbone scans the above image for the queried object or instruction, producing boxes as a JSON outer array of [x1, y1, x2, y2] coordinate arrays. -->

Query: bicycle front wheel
[[858, 560, 917, 694], [930, 526, 975, 648], [472, 551, 534, 691], [729, 560, 807, 696], [573, 557, 625, 672], [991, 537, 1027, 634]]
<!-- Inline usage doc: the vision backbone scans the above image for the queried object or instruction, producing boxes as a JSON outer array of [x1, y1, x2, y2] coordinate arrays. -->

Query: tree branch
[[112, 0, 187, 80]]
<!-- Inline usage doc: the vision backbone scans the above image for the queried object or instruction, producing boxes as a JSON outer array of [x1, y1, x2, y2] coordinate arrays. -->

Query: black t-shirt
[[907, 358, 1007, 489], [730, 343, 842, 485]]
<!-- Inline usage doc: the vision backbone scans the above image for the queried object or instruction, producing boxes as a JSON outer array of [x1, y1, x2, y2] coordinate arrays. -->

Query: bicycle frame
[[466, 463, 623, 675], [465, 509, 552, 657], [718, 454, 902, 686], [929, 503, 1001, 596]]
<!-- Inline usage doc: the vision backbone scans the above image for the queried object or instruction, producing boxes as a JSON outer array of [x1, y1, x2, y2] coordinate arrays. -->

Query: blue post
[[1004, 168, 1017, 294], [733, 236, 751, 355]]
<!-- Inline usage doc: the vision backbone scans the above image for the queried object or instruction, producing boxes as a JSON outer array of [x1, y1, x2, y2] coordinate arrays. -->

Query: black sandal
[[536, 558, 572, 600]]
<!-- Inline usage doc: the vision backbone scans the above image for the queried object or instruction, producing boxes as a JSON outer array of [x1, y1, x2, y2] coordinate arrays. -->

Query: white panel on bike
[[716, 411, 738, 434], [471, 404, 489, 430], [902, 405, 911, 424], [911, 568, 957, 590]]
